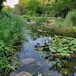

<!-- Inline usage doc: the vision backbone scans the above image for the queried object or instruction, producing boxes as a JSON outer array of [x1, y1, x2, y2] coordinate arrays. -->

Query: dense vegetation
[[49, 35, 76, 57], [0, 0, 6, 11], [0, 0, 76, 76], [0, 2, 25, 75], [17, 0, 76, 37]]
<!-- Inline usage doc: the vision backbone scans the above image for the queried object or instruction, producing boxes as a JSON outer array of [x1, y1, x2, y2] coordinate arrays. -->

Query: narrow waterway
[[10, 30, 76, 76]]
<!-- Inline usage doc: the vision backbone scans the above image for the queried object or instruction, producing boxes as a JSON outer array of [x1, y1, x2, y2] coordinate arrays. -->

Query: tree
[[14, 4, 26, 15], [46, 0, 76, 17], [0, 0, 6, 11], [19, 0, 30, 5], [3, 5, 12, 12], [26, 0, 44, 15], [14, 0, 29, 15]]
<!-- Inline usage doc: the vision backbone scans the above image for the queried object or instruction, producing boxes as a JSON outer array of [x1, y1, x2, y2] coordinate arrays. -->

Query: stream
[[10, 30, 76, 76]]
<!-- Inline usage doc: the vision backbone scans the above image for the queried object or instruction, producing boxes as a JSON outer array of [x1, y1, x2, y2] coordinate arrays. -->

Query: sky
[[4, 0, 19, 8]]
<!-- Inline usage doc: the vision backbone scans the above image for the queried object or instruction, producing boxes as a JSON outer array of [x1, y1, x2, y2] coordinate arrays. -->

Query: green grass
[[27, 22, 76, 38], [0, 11, 25, 76]]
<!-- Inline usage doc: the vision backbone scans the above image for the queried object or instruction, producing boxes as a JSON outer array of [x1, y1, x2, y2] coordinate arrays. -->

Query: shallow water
[[14, 30, 76, 76]]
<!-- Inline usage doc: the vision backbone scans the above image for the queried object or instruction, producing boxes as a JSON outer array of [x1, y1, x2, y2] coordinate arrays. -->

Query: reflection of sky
[[74, 73, 76, 76], [4, 0, 18, 8]]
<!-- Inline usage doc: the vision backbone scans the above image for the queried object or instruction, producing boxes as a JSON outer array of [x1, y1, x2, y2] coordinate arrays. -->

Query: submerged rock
[[38, 74, 42, 76], [16, 71, 32, 76], [21, 58, 36, 65], [10, 72, 16, 76]]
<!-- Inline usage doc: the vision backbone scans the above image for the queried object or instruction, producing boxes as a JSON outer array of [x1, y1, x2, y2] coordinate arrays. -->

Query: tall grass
[[63, 9, 76, 26], [50, 10, 76, 37], [0, 11, 25, 76]]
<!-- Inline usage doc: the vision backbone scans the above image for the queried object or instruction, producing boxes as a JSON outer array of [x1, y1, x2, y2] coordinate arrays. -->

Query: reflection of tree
[[50, 60, 76, 76]]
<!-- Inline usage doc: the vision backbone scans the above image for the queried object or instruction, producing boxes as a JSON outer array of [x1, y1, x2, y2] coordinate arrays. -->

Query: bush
[[0, 0, 5, 11], [26, 0, 43, 15]]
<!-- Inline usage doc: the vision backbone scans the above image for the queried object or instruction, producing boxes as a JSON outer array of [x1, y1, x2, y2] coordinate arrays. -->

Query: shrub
[[26, 0, 43, 15]]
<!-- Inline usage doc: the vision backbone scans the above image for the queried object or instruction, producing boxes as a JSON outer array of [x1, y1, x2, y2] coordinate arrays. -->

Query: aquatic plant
[[49, 35, 76, 57]]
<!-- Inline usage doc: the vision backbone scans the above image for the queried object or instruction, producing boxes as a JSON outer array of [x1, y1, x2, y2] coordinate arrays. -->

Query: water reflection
[[16, 34, 76, 76], [33, 37, 76, 76], [49, 60, 76, 76]]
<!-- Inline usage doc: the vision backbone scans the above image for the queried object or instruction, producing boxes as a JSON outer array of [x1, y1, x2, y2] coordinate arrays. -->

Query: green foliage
[[14, 0, 31, 15], [23, 15, 48, 24], [14, 0, 44, 16], [51, 60, 76, 76], [0, 11, 25, 75], [27, 19, 76, 38], [55, 17, 63, 26], [19, 0, 30, 5], [34, 16, 48, 24], [26, 0, 44, 15], [14, 0, 76, 17], [14, 4, 26, 15], [63, 10, 76, 26], [41, 0, 76, 17], [22, 14, 34, 21], [50, 0, 72, 17], [2, 5, 13, 13], [49, 35, 76, 56], [0, 0, 6, 11]]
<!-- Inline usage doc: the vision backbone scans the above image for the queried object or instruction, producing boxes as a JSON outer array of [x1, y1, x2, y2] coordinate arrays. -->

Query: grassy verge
[[0, 11, 25, 76], [27, 16, 76, 38]]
